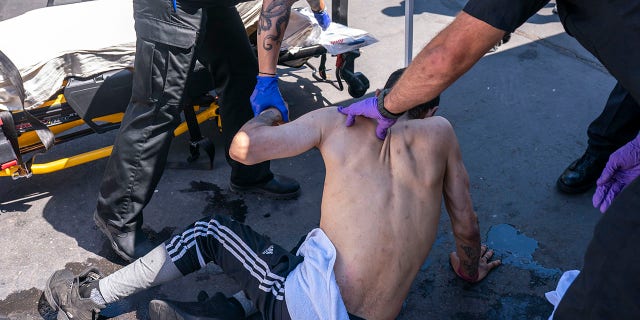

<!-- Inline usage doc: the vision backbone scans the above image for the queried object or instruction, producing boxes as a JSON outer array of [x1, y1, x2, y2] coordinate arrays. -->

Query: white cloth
[[0, 0, 136, 111], [0, 0, 315, 111], [545, 270, 580, 320], [285, 228, 349, 320]]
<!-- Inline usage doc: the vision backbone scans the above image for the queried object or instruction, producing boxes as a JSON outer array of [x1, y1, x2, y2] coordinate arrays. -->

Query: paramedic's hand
[[251, 76, 289, 122], [450, 245, 501, 283], [593, 134, 640, 213], [313, 9, 331, 30], [337, 97, 396, 140]]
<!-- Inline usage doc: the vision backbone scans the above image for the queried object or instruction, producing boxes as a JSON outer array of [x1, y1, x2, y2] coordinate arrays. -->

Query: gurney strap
[[0, 49, 55, 177]]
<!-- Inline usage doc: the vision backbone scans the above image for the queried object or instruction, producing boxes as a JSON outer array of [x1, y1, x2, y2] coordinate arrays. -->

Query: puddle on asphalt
[[180, 181, 248, 223], [487, 224, 560, 278]]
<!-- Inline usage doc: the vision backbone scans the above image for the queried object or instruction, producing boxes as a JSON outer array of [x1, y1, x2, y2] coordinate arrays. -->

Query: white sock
[[98, 245, 182, 303]]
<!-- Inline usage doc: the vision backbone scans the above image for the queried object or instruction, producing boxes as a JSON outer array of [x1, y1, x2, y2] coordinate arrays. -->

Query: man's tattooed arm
[[257, 0, 296, 75], [305, 0, 324, 12], [458, 242, 480, 281]]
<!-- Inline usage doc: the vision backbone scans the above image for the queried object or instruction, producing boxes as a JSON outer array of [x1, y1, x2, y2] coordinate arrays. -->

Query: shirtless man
[[44, 69, 499, 320]]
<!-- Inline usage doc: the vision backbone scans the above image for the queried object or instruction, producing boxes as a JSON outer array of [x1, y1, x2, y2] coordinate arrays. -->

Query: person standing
[[337, 0, 640, 317], [94, 0, 332, 262], [556, 82, 640, 194]]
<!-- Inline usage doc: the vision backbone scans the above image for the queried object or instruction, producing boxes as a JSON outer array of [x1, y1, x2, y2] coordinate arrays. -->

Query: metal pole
[[404, 0, 414, 67]]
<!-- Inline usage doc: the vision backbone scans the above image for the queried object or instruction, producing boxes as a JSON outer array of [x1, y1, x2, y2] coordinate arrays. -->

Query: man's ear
[[426, 106, 439, 117], [375, 88, 381, 97]]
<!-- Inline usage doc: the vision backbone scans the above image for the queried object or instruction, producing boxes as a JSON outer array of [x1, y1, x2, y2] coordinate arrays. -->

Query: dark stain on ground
[[488, 293, 552, 319], [450, 293, 552, 319], [529, 270, 558, 290], [416, 278, 435, 298], [180, 181, 248, 223], [0, 288, 55, 320]]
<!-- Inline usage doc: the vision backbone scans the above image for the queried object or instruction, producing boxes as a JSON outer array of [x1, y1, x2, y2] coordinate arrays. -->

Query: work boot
[[94, 212, 155, 262], [148, 292, 245, 320], [557, 151, 609, 194], [230, 174, 300, 200], [44, 268, 105, 320]]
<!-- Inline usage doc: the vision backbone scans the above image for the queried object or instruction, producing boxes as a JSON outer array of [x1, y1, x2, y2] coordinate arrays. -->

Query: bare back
[[231, 106, 473, 320], [315, 108, 458, 319]]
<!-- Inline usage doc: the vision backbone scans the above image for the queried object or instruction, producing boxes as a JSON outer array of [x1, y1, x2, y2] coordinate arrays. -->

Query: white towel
[[285, 228, 349, 320]]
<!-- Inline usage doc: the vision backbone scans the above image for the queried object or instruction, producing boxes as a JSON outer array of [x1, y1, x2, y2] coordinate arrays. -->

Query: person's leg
[[46, 214, 302, 320], [587, 83, 640, 155], [557, 83, 640, 194], [553, 177, 640, 318], [94, 0, 203, 261], [163, 214, 302, 319], [196, 6, 300, 199]]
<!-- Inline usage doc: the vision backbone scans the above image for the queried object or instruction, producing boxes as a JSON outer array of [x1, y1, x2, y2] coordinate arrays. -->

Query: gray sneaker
[[44, 268, 105, 320]]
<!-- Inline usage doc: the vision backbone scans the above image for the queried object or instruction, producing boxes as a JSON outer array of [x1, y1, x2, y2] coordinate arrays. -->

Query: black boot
[[557, 151, 609, 194], [148, 292, 245, 320], [230, 174, 300, 200], [94, 212, 155, 262]]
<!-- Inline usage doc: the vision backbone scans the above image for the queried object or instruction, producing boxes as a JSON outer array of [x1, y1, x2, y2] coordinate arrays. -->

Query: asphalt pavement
[[0, 0, 613, 319]]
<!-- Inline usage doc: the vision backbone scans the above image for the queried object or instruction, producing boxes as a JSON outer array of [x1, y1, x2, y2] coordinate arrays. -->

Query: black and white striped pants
[[164, 214, 303, 320]]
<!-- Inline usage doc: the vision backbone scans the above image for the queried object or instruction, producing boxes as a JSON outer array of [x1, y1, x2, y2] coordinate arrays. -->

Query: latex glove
[[250, 76, 289, 122], [313, 9, 331, 31], [593, 135, 640, 213], [337, 97, 396, 140]]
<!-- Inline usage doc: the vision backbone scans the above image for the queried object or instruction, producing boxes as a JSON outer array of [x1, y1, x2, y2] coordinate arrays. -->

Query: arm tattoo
[[258, 0, 295, 51], [460, 244, 479, 279], [305, 0, 322, 11]]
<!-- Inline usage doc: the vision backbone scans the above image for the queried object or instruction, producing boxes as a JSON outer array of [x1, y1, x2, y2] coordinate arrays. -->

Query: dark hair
[[383, 68, 440, 119]]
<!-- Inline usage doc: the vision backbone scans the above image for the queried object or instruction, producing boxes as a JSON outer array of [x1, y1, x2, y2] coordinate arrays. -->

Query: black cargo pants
[[553, 177, 640, 319], [558, 0, 640, 157], [96, 0, 272, 232]]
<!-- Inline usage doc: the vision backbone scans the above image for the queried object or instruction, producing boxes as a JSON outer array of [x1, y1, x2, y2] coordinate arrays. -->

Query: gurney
[[0, 0, 374, 179]]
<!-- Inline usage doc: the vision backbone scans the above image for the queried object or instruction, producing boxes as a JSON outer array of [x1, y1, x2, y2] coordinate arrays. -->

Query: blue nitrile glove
[[250, 76, 289, 122], [337, 97, 397, 140], [313, 9, 331, 31]]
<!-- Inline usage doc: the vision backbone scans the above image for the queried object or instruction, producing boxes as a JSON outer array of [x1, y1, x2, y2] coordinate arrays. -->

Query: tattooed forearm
[[258, 0, 296, 51], [460, 244, 479, 279], [305, 0, 323, 12]]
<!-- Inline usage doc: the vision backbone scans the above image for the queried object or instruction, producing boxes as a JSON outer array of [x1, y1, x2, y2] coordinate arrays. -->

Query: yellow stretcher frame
[[1, 95, 221, 178]]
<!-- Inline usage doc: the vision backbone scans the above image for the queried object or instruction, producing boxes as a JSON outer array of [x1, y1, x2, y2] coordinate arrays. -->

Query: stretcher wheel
[[188, 138, 215, 169], [345, 72, 369, 98]]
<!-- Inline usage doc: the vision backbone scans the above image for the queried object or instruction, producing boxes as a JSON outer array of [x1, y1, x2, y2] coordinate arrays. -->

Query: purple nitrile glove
[[337, 97, 397, 140], [592, 134, 640, 213], [313, 9, 331, 31], [250, 75, 289, 122]]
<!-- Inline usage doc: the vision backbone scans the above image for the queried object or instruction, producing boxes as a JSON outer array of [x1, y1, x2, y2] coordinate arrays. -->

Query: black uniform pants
[[166, 214, 302, 320], [553, 177, 640, 319], [96, 0, 272, 231], [558, 0, 640, 157], [587, 82, 640, 157]]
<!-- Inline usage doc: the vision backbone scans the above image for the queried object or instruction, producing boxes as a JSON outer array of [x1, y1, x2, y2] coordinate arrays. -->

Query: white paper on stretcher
[[317, 22, 379, 55]]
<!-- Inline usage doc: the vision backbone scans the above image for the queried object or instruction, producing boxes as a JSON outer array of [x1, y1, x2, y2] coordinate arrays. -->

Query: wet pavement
[[0, 0, 611, 319]]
